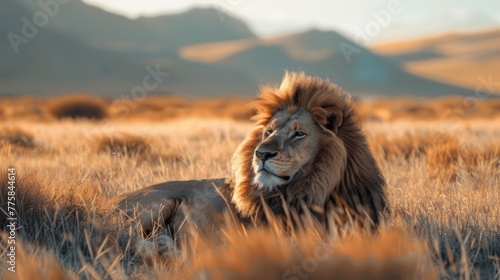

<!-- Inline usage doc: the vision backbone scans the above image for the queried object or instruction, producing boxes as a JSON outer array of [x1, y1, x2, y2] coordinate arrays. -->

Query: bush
[[48, 95, 108, 120]]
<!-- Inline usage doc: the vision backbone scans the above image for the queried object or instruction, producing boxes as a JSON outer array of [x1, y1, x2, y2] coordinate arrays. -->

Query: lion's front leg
[[117, 193, 181, 235]]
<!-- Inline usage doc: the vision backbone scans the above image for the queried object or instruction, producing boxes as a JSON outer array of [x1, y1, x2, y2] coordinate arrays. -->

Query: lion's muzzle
[[255, 150, 277, 162], [253, 144, 293, 190]]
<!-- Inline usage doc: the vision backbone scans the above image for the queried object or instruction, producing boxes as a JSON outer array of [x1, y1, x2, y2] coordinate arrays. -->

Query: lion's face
[[252, 109, 322, 190]]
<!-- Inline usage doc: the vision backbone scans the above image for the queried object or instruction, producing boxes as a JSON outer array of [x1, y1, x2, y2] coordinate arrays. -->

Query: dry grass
[[1, 97, 500, 279], [461, 144, 500, 168], [371, 132, 500, 181], [109, 96, 253, 121], [357, 98, 500, 122], [1, 241, 66, 280], [164, 228, 435, 280], [93, 133, 185, 164], [0, 166, 135, 279], [370, 132, 458, 160], [425, 139, 461, 180]]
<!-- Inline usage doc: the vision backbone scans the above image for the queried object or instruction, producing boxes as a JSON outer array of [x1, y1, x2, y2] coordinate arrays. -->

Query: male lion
[[117, 72, 388, 237]]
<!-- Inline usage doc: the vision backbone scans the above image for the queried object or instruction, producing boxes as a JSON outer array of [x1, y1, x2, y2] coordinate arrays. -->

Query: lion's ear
[[311, 107, 343, 133], [326, 111, 343, 133]]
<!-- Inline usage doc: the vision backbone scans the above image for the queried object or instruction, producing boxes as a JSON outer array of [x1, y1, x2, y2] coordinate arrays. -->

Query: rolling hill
[[180, 29, 487, 97], [1, 0, 148, 96], [14, 0, 254, 54], [373, 29, 500, 94], [1, 0, 256, 96]]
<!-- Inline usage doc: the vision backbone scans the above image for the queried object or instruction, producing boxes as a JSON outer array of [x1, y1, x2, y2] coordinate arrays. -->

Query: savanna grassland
[[1, 96, 500, 279]]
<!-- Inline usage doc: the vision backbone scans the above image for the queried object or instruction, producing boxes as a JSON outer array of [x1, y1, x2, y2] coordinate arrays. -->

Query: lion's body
[[116, 179, 238, 235], [117, 72, 389, 236]]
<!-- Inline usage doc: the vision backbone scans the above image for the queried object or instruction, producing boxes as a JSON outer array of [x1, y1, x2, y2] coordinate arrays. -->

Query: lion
[[116, 72, 389, 237]]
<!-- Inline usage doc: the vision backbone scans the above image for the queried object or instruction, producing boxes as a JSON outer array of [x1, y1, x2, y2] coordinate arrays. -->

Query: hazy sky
[[82, 0, 500, 44]]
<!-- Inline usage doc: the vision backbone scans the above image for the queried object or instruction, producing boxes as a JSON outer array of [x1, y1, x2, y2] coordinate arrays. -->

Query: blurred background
[[1, 0, 500, 100]]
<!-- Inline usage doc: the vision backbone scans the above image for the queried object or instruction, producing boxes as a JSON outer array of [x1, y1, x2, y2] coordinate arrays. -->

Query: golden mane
[[231, 72, 388, 225]]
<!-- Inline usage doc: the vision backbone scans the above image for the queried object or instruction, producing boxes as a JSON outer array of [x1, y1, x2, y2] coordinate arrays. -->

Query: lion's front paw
[[158, 234, 176, 257], [136, 234, 176, 258]]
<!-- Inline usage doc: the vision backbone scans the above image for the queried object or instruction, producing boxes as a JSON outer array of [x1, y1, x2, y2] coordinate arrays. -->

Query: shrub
[[48, 95, 108, 120]]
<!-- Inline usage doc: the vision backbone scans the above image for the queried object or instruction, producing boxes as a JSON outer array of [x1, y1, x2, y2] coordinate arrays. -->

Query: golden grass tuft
[[371, 132, 499, 180], [109, 96, 253, 121], [165, 228, 435, 280], [94, 133, 185, 163], [461, 144, 500, 168], [95, 133, 151, 156], [0, 166, 109, 230], [0, 127, 35, 149], [1, 240, 66, 280], [425, 138, 461, 180], [370, 132, 457, 160], [0, 166, 136, 278], [357, 98, 500, 121], [48, 95, 108, 120], [425, 141, 499, 180]]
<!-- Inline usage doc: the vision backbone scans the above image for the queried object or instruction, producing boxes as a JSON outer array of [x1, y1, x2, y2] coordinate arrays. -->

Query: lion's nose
[[255, 150, 278, 162]]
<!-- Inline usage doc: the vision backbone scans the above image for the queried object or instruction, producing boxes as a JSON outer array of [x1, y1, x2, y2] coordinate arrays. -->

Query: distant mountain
[[15, 0, 255, 54], [0, 0, 491, 98], [181, 29, 484, 97], [1, 0, 147, 95], [137, 8, 255, 51], [1, 0, 256, 96], [373, 29, 500, 94]]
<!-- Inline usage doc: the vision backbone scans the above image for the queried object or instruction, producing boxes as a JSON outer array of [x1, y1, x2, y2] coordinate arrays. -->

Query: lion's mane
[[230, 72, 388, 226]]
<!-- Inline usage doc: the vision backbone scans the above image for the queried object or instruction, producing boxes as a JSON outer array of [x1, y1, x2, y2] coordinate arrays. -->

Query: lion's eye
[[294, 132, 306, 139], [265, 129, 273, 136]]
